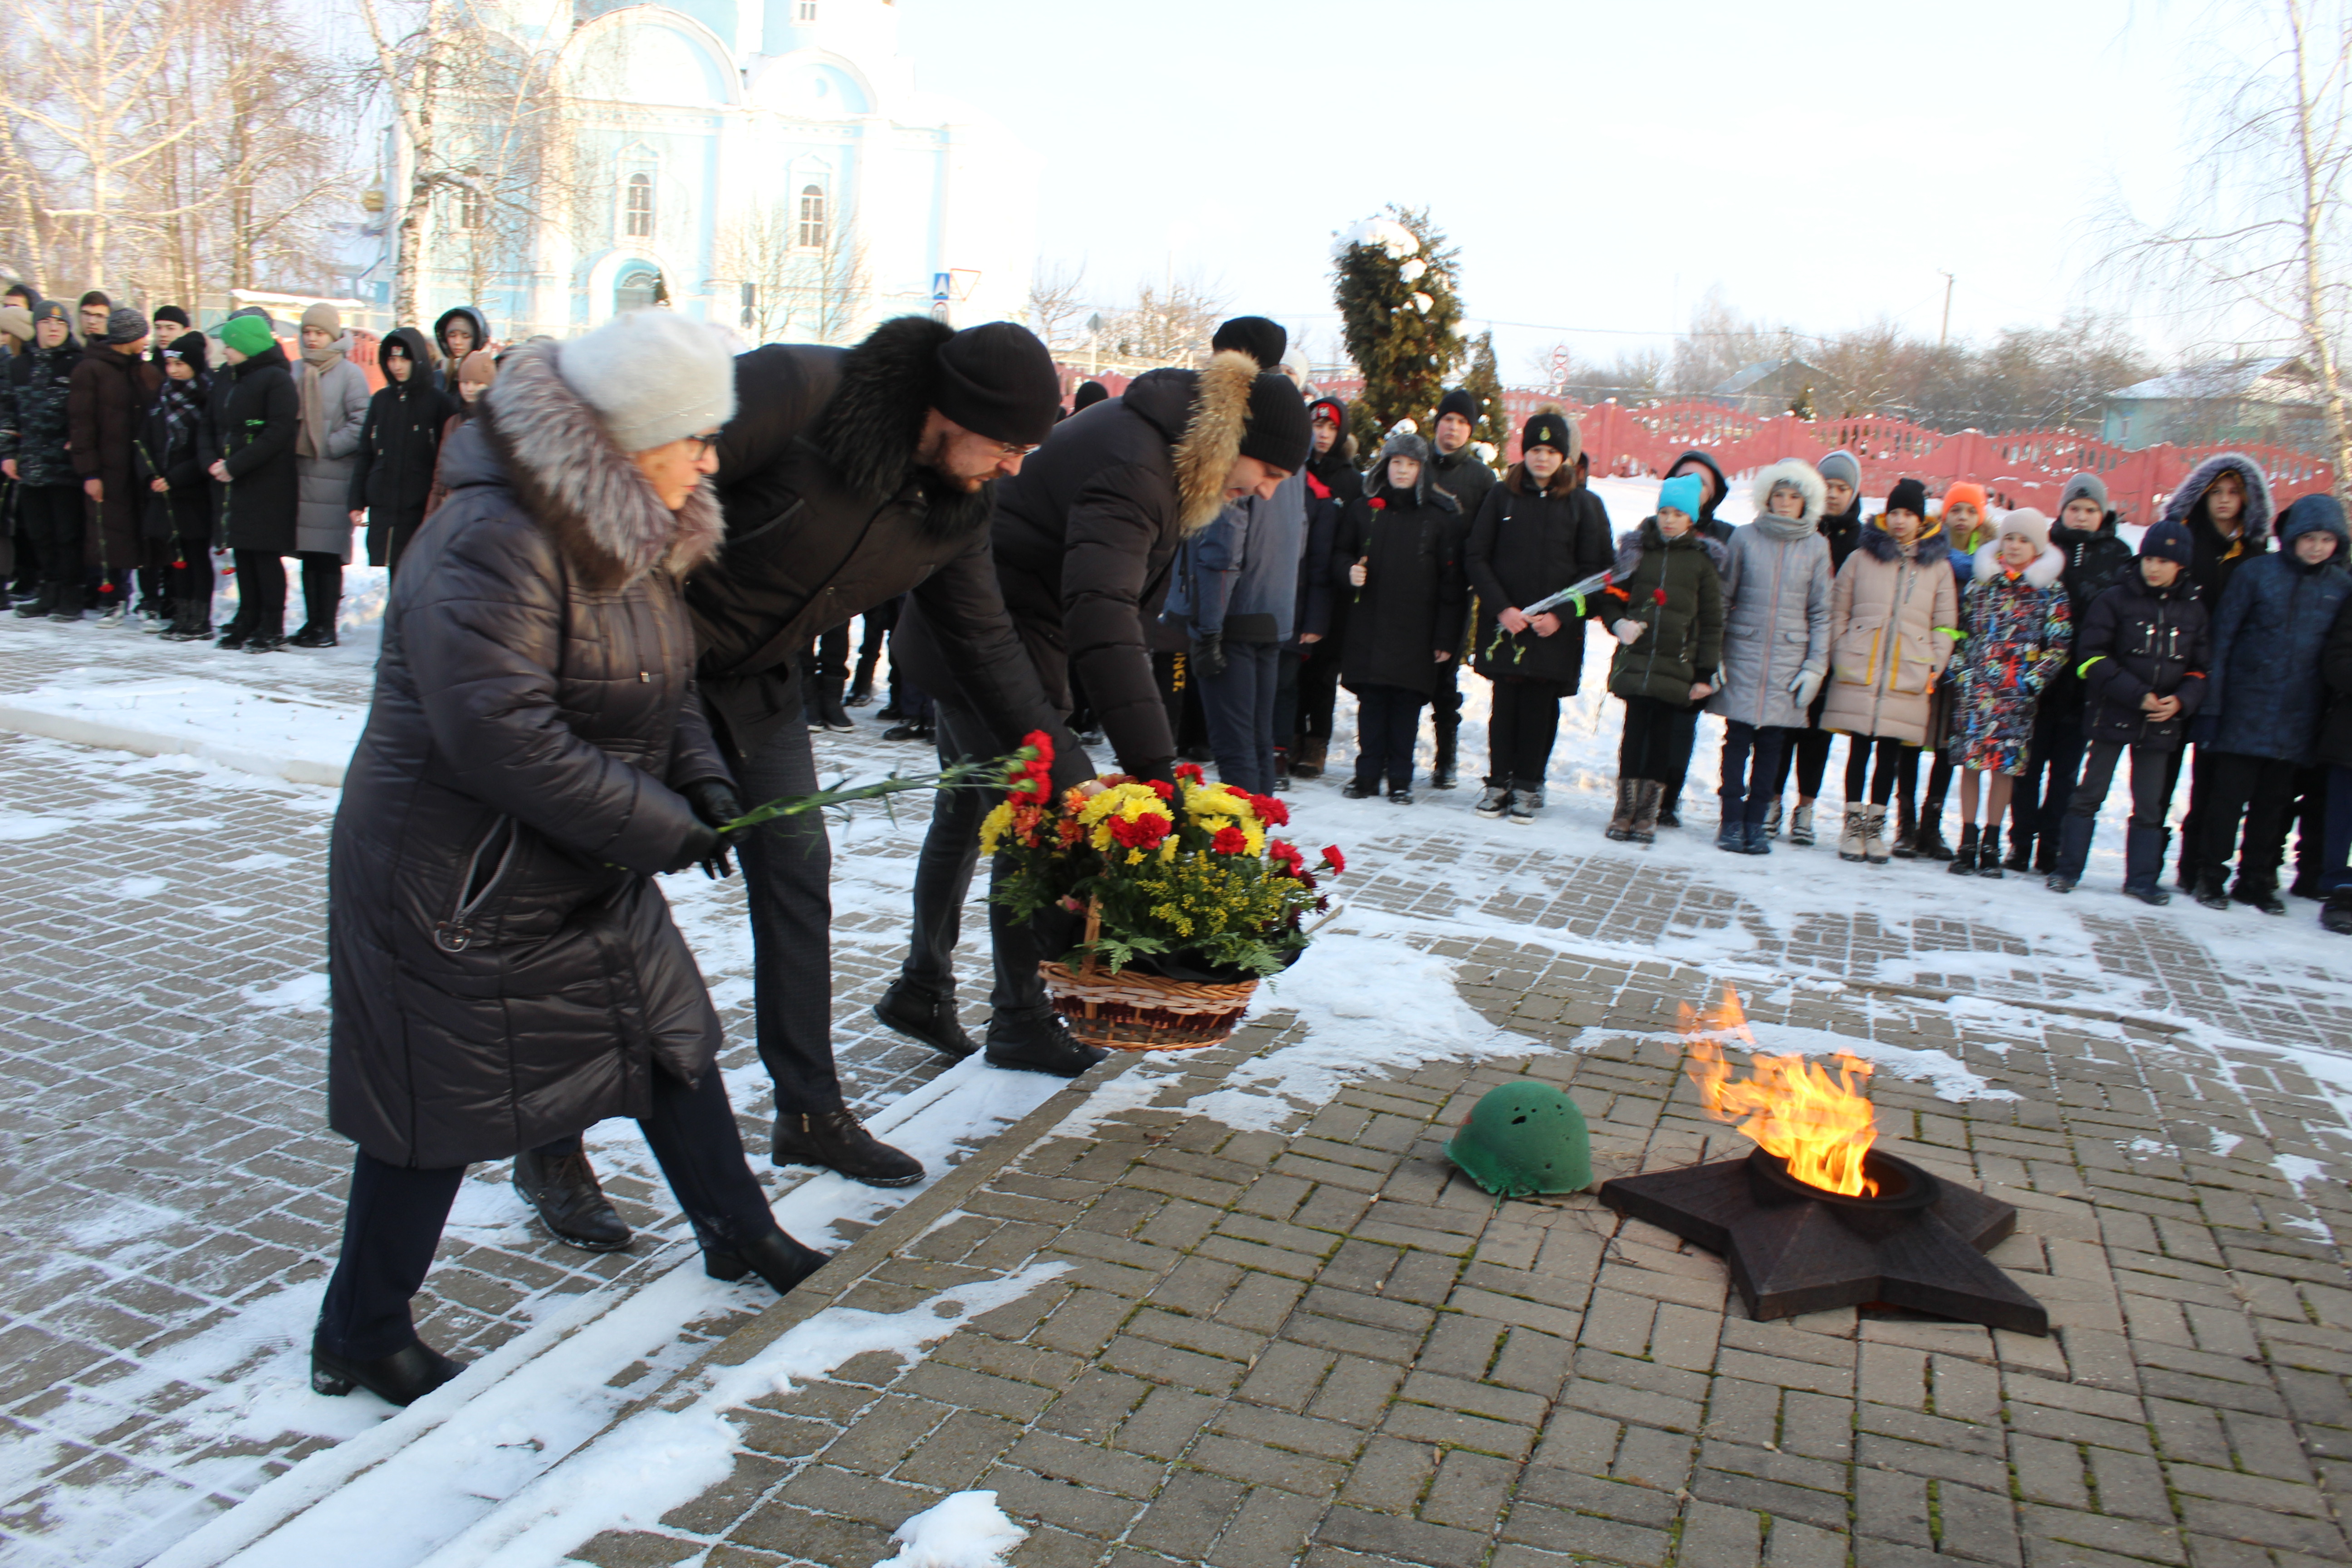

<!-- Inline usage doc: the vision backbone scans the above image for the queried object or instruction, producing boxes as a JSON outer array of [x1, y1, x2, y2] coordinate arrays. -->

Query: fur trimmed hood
[[2163, 451, 2274, 546], [1858, 515, 1953, 567], [1970, 538, 2067, 590], [1172, 350, 1259, 533], [1749, 458, 1826, 529], [480, 340, 722, 593], [1615, 519, 1728, 578]]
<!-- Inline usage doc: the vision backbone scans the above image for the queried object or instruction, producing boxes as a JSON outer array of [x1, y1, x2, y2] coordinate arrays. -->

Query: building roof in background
[[2110, 356, 2314, 403], [1710, 358, 1822, 397]]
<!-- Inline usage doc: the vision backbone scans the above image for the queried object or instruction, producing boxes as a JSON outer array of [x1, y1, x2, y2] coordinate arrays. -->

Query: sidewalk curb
[[0, 701, 347, 787]]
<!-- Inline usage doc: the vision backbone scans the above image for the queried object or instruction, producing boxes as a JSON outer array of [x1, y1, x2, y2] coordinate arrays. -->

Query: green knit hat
[[1446, 1081, 1592, 1197], [220, 315, 276, 357]]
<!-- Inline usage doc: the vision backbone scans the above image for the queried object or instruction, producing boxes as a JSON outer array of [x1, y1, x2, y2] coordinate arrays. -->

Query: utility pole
[[1938, 271, 1955, 349]]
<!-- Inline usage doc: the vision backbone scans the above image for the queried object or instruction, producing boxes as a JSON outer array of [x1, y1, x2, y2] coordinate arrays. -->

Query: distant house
[[2102, 358, 2326, 451], [1710, 358, 1826, 417]]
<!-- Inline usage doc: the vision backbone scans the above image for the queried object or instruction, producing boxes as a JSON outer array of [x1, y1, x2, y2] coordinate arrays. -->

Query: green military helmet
[[1447, 1081, 1592, 1197]]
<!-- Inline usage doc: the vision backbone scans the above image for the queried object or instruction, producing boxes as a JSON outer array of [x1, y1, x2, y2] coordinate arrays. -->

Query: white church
[[349, 0, 1039, 343]]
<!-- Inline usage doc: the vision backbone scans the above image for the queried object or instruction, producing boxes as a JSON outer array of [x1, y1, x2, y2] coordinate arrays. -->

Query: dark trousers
[[1618, 695, 1700, 783], [802, 623, 850, 716], [732, 671, 843, 1114], [297, 551, 341, 633], [1487, 679, 1565, 789], [1272, 647, 1305, 755], [1197, 640, 1279, 794], [228, 550, 287, 638], [134, 536, 173, 611], [1293, 642, 1342, 746], [852, 607, 892, 695], [1353, 684, 1427, 791], [1429, 660, 1461, 758], [2017, 714, 2087, 846], [23, 483, 81, 588], [318, 1066, 774, 1360], [1843, 735, 1913, 806], [2199, 750, 2303, 895], [2175, 744, 2212, 880], [1769, 685, 1838, 801], [2323, 765, 2352, 895], [173, 538, 213, 624], [2069, 741, 2177, 828], [1718, 722, 1789, 826], [902, 694, 1052, 1023]]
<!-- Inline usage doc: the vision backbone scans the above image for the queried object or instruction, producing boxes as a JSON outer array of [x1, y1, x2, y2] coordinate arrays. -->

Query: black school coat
[[1337, 482, 1466, 698]]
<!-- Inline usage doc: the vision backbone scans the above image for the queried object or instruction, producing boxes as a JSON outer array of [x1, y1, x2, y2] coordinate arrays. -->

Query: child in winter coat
[[1706, 459, 1832, 855], [1465, 406, 1614, 823], [1945, 509, 2071, 876], [2017, 472, 2139, 873], [1898, 481, 1991, 860], [1338, 431, 1466, 802], [137, 332, 216, 641], [1602, 471, 1726, 843], [1767, 447, 1867, 845], [349, 326, 456, 577], [2193, 492, 2351, 912], [2046, 518, 2209, 902], [1822, 479, 1958, 863]]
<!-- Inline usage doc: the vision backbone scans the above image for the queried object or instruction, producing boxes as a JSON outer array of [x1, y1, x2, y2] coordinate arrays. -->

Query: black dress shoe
[[311, 1333, 467, 1405], [872, 979, 977, 1059], [984, 1012, 1107, 1078], [512, 1145, 633, 1251], [882, 720, 933, 741], [703, 1229, 830, 1295], [771, 1107, 924, 1187]]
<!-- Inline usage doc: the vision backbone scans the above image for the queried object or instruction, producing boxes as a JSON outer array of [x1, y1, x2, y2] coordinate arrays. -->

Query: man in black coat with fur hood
[[523, 317, 1075, 1245], [890, 351, 1311, 1078]]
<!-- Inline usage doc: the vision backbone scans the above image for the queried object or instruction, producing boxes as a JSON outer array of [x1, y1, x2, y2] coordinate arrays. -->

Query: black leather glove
[[663, 821, 723, 875], [1191, 632, 1226, 678], [678, 779, 744, 878]]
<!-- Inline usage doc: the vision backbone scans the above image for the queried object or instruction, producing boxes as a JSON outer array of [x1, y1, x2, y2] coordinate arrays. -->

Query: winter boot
[[1629, 780, 1665, 844], [1838, 804, 1867, 862], [12, 584, 56, 619], [311, 1334, 466, 1406], [1863, 804, 1891, 865], [2003, 828, 2035, 874], [47, 581, 84, 621], [846, 650, 880, 707], [1788, 802, 1817, 848], [772, 1106, 924, 1187], [1947, 824, 1981, 875], [1657, 791, 1682, 829], [2230, 877, 2288, 916], [1605, 778, 1640, 842], [1293, 738, 1327, 779], [1507, 790, 1538, 825], [1891, 794, 1919, 858], [1388, 786, 1414, 805], [1431, 732, 1458, 789], [2122, 825, 2172, 906], [872, 978, 978, 1059], [1744, 820, 1773, 856], [512, 1144, 632, 1252], [818, 686, 855, 732], [2322, 888, 2352, 934], [1341, 778, 1378, 800], [984, 1010, 1108, 1078], [1475, 784, 1511, 819], [700, 1229, 831, 1296], [2047, 814, 2096, 894], [1764, 797, 1784, 839], [1715, 810, 1746, 853], [2192, 868, 2231, 911], [1914, 813, 1953, 861], [1976, 824, 2006, 877]]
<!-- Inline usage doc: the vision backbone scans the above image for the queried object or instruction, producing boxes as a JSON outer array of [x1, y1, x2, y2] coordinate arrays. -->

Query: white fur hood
[[1971, 539, 2067, 589]]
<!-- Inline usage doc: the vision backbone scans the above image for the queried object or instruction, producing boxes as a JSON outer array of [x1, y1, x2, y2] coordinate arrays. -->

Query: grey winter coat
[[1706, 460, 1834, 730], [327, 340, 731, 1168], [1166, 468, 1305, 645], [295, 347, 370, 560]]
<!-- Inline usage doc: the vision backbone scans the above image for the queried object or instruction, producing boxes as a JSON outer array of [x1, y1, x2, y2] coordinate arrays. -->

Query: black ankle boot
[[1947, 824, 1980, 874], [1976, 824, 2006, 877], [311, 1333, 467, 1405], [703, 1229, 831, 1295], [512, 1144, 632, 1251], [984, 1011, 1107, 1078], [771, 1106, 924, 1186], [872, 979, 976, 1059], [2003, 828, 2034, 873]]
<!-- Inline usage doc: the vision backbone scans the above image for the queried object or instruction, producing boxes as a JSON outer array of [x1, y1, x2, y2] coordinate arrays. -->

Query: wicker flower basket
[[1038, 903, 1260, 1052]]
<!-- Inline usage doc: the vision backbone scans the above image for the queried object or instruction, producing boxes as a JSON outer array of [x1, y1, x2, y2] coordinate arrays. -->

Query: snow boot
[[2322, 889, 2352, 934], [1914, 813, 1953, 861], [1507, 791, 1538, 825], [2003, 828, 2035, 874], [772, 1107, 923, 1187], [1475, 784, 1511, 818], [1788, 802, 1817, 848], [311, 1334, 466, 1406], [1889, 794, 1917, 858], [2192, 868, 2231, 911], [1716, 812, 1746, 853], [1744, 821, 1773, 856], [1605, 778, 1640, 842], [1976, 824, 2006, 877], [1431, 734, 1458, 790], [1630, 780, 1665, 844], [1838, 804, 1867, 862], [2122, 826, 2171, 906], [1948, 824, 1981, 875], [2230, 878, 2288, 916], [12, 584, 57, 619], [1764, 797, 1784, 839], [1863, 804, 1891, 865]]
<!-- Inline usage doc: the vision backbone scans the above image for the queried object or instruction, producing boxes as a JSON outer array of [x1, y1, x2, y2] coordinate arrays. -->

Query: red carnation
[[1652, 587, 1669, 606], [1174, 762, 1205, 784], [1367, 497, 1387, 510], [1249, 793, 1290, 827], [1211, 825, 1248, 855], [1111, 812, 1173, 850], [1320, 844, 1347, 874], [1269, 839, 1306, 877], [1147, 778, 1175, 800], [1021, 729, 1055, 768]]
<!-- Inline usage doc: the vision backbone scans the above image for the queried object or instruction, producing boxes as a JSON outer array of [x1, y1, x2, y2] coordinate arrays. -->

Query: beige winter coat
[[1819, 518, 1960, 745]]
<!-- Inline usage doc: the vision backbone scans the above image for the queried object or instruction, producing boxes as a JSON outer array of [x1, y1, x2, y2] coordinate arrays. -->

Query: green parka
[[1602, 518, 1727, 706]]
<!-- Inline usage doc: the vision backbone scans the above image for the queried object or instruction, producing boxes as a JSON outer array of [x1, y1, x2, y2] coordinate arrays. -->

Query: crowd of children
[[1296, 398, 2352, 936]]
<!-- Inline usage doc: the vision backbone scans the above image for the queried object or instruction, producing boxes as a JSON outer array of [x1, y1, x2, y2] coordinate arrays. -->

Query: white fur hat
[[557, 309, 736, 454], [1998, 507, 2052, 549]]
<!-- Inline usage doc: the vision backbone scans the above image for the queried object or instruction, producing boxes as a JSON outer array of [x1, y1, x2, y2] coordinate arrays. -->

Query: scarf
[[1752, 511, 1815, 542], [156, 377, 202, 462], [298, 334, 347, 459]]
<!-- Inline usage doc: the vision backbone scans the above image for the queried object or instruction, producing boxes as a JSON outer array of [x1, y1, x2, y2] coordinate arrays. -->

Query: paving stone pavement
[[576, 933, 2352, 1568], [6, 614, 2352, 1566]]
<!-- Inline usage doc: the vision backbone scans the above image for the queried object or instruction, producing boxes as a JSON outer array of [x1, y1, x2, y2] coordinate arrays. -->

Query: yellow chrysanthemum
[[978, 800, 1015, 856]]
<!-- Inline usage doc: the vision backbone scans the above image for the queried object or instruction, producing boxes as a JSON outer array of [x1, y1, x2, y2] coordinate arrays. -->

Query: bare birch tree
[[1025, 259, 1089, 352], [1106, 274, 1226, 366]]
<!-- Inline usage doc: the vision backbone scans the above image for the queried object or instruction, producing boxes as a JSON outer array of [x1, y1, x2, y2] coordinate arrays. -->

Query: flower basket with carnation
[[982, 740, 1348, 1051]]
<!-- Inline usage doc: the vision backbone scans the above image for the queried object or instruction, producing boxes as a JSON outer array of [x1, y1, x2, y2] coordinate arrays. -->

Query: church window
[[624, 172, 653, 238], [457, 185, 485, 231], [797, 184, 826, 249], [797, 1, 818, 19]]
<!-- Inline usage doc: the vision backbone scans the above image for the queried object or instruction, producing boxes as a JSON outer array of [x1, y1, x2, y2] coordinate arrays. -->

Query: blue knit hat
[[1657, 473, 1705, 520], [2138, 517, 2194, 565]]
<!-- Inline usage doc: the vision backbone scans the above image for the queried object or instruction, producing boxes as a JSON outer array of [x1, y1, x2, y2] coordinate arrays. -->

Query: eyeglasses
[[689, 432, 724, 458], [994, 439, 1039, 460]]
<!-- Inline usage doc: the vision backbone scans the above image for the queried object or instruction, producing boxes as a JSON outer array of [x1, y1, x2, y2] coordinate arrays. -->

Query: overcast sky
[[897, 0, 2233, 377]]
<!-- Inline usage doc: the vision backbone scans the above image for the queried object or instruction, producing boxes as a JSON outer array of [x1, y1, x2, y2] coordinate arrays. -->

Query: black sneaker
[[1388, 789, 1414, 805], [771, 1107, 923, 1187], [984, 1012, 1106, 1078], [872, 978, 978, 1059], [245, 633, 286, 654], [288, 625, 338, 649]]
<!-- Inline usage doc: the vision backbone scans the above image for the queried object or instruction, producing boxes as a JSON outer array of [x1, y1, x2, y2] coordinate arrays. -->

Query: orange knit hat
[[1942, 481, 1989, 518]]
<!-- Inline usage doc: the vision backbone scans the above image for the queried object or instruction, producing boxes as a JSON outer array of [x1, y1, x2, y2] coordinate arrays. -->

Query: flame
[[1681, 984, 1880, 1196]]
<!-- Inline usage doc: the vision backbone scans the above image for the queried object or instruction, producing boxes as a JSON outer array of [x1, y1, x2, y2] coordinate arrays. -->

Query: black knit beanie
[[1071, 379, 1110, 413], [1521, 409, 1576, 460], [154, 305, 191, 330], [1210, 316, 1287, 371], [1886, 477, 1928, 517], [1436, 387, 1478, 426], [164, 329, 210, 375], [1239, 371, 1311, 472], [932, 321, 1061, 447]]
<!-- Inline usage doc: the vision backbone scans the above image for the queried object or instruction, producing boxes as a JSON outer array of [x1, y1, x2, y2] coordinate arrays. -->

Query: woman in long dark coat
[[348, 325, 456, 575], [318, 310, 825, 1407]]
